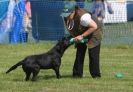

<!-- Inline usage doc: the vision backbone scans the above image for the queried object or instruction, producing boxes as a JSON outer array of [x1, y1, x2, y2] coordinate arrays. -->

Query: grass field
[[0, 43, 133, 92]]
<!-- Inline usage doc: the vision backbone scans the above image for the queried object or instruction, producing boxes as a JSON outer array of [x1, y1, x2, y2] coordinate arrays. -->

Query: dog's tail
[[6, 60, 24, 74]]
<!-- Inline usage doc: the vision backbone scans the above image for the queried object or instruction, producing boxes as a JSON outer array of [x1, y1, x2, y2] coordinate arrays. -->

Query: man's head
[[64, 5, 96, 36]]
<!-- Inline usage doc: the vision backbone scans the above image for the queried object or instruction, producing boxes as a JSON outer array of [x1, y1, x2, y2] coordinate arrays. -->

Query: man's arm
[[81, 19, 97, 37], [74, 19, 97, 42]]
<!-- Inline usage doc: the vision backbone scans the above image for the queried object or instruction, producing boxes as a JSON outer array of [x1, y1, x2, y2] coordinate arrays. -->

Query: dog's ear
[[58, 36, 72, 43], [58, 36, 65, 42], [65, 35, 73, 40], [62, 35, 72, 41]]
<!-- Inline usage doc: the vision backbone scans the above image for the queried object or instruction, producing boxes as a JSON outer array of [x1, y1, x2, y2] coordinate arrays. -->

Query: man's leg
[[73, 43, 87, 77], [88, 44, 101, 78]]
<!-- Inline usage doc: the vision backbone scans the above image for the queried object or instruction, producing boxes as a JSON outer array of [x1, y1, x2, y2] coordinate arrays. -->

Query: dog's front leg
[[53, 66, 61, 79], [53, 57, 61, 79], [53, 58, 61, 79]]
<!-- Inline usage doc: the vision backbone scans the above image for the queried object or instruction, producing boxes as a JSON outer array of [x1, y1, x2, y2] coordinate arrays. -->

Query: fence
[[0, 0, 29, 44], [0, 0, 133, 45]]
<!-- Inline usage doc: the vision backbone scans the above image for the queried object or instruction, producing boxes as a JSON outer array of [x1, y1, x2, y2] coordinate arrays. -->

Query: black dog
[[6, 36, 71, 81]]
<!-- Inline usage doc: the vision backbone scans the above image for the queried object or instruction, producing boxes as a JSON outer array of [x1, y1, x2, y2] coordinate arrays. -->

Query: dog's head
[[59, 36, 72, 47], [56, 36, 72, 54]]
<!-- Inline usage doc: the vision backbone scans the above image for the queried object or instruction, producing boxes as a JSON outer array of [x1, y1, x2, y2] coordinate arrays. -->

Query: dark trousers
[[73, 43, 101, 78]]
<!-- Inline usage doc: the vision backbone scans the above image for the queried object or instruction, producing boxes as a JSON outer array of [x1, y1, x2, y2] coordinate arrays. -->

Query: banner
[[0, 0, 9, 43], [10, 0, 26, 44]]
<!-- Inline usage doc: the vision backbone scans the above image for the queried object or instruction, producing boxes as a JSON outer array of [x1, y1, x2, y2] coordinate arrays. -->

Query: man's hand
[[74, 35, 83, 43]]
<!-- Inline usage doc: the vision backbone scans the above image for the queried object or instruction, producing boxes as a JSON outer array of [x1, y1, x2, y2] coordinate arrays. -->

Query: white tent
[[104, 0, 127, 23]]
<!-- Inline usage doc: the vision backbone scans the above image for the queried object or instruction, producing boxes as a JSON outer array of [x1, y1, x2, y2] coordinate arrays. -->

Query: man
[[64, 5, 103, 78]]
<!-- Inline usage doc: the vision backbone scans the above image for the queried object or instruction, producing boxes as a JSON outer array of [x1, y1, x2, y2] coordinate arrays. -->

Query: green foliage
[[0, 43, 133, 92]]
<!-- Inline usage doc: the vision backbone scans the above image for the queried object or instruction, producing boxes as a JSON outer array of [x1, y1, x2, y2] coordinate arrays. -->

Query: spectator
[[92, 0, 114, 23], [23, 0, 32, 33]]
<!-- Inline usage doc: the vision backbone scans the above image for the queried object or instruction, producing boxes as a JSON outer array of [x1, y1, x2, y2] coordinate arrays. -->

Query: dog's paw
[[31, 78, 37, 81]]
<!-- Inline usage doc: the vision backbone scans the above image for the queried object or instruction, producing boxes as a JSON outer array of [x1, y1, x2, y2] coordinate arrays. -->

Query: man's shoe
[[92, 75, 101, 79]]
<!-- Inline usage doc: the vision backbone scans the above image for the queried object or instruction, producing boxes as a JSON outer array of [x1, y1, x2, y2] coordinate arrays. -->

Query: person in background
[[92, 0, 114, 23], [65, 5, 103, 78], [23, 0, 32, 33]]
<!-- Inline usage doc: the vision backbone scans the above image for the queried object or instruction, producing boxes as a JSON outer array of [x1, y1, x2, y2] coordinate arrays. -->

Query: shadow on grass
[[38, 74, 73, 80], [8, 75, 73, 82], [13, 78, 24, 82], [10, 74, 91, 82], [38, 74, 90, 80]]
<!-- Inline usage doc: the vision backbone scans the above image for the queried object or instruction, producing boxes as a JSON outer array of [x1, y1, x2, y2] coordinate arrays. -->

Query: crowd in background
[[0, 0, 31, 44], [0, 0, 113, 44]]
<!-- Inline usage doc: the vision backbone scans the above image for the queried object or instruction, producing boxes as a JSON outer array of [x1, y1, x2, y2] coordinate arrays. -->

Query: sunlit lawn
[[0, 43, 133, 92]]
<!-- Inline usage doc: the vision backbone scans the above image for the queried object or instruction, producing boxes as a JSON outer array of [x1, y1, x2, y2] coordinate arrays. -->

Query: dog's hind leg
[[25, 71, 31, 81], [31, 70, 40, 81], [31, 66, 40, 81], [22, 66, 32, 81]]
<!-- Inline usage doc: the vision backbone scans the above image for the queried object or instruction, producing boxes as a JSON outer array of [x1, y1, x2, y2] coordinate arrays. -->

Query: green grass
[[0, 43, 133, 92]]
